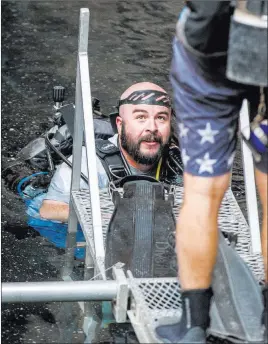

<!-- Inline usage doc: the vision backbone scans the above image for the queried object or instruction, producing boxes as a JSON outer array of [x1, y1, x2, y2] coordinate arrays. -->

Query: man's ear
[[116, 116, 123, 135]]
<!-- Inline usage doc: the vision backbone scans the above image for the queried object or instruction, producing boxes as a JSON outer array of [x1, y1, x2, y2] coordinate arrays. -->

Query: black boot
[[155, 288, 213, 344], [262, 284, 268, 340]]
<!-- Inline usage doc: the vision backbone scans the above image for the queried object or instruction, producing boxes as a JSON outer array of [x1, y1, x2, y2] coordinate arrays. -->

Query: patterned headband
[[118, 89, 172, 108]]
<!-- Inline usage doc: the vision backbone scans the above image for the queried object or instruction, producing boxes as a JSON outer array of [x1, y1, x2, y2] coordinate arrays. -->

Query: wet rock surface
[[2, 1, 249, 343]]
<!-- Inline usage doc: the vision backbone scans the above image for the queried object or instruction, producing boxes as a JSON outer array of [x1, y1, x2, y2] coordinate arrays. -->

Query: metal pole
[[2, 280, 117, 303], [63, 10, 89, 278], [239, 99, 261, 253], [78, 9, 105, 277]]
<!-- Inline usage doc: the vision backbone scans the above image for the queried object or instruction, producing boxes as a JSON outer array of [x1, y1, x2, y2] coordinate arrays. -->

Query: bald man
[[39, 82, 173, 223]]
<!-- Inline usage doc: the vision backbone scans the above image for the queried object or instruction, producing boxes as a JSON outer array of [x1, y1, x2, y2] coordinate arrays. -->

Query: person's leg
[[177, 172, 230, 289], [156, 173, 230, 344], [156, 34, 244, 342], [249, 87, 268, 280], [255, 168, 268, 280], [247, 86, 268, 335], [255, 168, 268, 335]]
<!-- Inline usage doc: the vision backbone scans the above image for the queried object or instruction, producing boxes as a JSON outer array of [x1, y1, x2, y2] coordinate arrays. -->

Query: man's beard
[[120, 122, 169, 165]]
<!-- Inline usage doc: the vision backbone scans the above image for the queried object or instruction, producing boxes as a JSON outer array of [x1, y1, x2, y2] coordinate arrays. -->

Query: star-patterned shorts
[[170, 38, 268, 177]]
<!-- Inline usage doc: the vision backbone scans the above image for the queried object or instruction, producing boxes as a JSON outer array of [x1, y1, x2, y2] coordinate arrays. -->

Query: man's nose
[[146, 118, 157, 132]]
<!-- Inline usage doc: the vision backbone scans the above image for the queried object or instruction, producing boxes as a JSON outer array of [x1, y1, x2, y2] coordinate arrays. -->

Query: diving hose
[[45, 133, 89, 185]]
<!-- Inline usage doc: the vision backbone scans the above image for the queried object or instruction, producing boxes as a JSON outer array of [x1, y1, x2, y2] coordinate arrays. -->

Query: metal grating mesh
[[127, 187, 264, 343], [72, 189, 114, 278], [72, 189, 114, 251], [172, 188, 264, 280], [128, 275, 182, 343], [72, 187, 264, 281], [72, 186, 264, 342]]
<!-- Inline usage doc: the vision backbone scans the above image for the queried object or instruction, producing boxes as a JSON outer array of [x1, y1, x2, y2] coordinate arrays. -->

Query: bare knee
[[183, 172, 231, 210]]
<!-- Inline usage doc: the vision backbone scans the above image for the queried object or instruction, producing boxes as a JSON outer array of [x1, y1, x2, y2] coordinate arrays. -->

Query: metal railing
[[62, 8, 105, 280], [2, 280, 117, 303], [239, 99, 261, 253]]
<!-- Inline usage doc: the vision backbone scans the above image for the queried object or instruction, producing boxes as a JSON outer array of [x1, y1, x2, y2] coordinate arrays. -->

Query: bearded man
[[39, 81, 176, 223]]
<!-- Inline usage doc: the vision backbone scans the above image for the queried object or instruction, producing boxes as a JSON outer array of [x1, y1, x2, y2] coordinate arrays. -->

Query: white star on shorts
[[182, 149, 190, 166], [197, 122, 219, 145], [196, 153, 217, 174], [179, 123, 189, 138]]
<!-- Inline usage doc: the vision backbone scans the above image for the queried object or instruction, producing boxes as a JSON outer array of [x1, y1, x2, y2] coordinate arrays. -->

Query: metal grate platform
[[72, 186, 264, 342], [127, 246, 264, 343], [72, 186, 264, 280], [125, 188, 264, 343], [128, 274, 181, 343], [72, 188, 113, 253], [71, 188, 113, 276]]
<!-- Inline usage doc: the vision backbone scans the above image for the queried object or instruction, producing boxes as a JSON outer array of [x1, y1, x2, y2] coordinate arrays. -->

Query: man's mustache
[[139, 133, 162, 144]]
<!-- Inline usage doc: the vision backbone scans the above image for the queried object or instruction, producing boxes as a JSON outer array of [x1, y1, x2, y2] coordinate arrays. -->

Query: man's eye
[[137, 115, 146, 120], [158, 116, 166, 121]]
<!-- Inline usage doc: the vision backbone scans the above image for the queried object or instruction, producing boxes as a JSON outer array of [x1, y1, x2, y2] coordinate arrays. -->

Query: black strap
[[114, 175, 159, 188], [95, 139, 184, 186], [95, 139, 128, 182]]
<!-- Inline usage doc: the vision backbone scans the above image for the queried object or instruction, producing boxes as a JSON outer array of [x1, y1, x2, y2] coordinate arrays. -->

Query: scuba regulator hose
[[17, 171, 49, 199], [45, 133, 89, 185]]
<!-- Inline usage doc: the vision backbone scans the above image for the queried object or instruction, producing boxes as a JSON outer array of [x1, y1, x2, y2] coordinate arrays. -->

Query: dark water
[[2, 1, 248, 343]]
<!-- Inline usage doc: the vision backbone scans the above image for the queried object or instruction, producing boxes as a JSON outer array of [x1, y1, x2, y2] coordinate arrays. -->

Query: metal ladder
[[62, 7, 264, 343], [62, 8, 106, 279], [61, 8, 106, 342]]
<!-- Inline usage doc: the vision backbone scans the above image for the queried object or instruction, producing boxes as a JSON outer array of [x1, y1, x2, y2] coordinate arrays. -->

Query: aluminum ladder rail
[[239, 99, 261, 254], [61, 8, 106, 342], [63, 8, 105, 280]]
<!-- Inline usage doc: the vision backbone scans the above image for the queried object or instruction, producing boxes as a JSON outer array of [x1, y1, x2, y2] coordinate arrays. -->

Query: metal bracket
[[112, 263, 129, 323]]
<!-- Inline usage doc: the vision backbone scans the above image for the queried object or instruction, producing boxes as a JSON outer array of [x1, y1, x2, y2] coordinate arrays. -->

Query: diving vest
[[95, 138, 183, 186]]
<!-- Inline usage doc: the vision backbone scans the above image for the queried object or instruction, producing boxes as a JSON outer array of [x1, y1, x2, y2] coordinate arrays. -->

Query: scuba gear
[[62, 103, 114, 141], [156, 288, 213, 344], [262, 285, 268, 339], [17, 172, 50, 199], [104, 172, 264, 342], [2, 87, 112, 261], [2, 87, 112, 192], [95, 138, 183, 187], [45, 132, 88, 185], [2, 85, 183, 263], [241, 87, 268, 163], [208, 232, 264, 343], [242, 119, 268, 163], [53, 85, 65, 110], [104, 176, 177, 279], [95, 138, 127, 183]]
